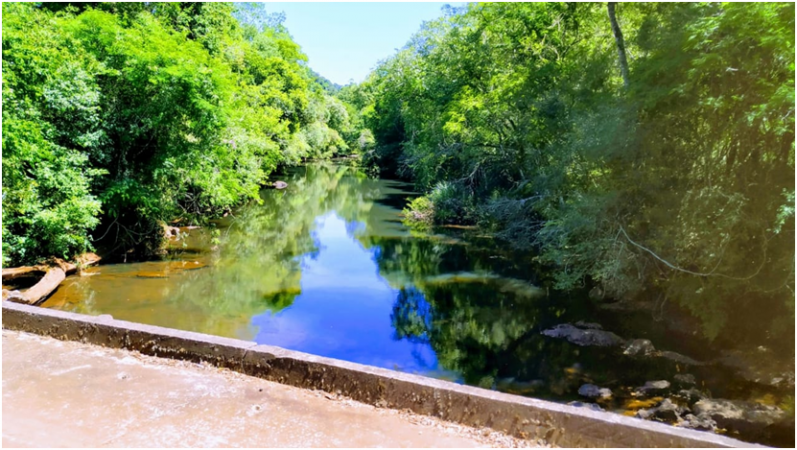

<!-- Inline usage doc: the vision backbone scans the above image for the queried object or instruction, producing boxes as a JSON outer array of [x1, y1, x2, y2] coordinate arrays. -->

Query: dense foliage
[[355, 2, 795, 339], [2, 2, 361, 265]]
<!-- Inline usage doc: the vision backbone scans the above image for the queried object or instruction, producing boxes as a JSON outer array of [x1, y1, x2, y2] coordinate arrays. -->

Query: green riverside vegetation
[[2, 2, 365, 265], [2, 2, 795, 341], [346, 2, 795, 339]]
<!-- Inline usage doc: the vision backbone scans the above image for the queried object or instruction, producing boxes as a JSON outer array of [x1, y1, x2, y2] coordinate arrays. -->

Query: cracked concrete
[[2, 330, 537, 448]]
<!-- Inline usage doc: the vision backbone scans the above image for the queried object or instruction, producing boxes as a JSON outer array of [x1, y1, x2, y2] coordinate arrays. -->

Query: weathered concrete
[[2, 301, 760, 447], [3, 330, 528, 447]]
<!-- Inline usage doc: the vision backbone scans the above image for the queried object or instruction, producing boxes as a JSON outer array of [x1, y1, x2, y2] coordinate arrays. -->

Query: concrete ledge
[[2, 301, 758, 448]]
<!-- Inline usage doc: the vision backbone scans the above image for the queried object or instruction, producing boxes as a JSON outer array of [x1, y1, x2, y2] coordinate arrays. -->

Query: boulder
[[692, 398, 787, 436], [578, 384, 612, 399], [623, 339, 656, 356], [541, 323, 624, 347]]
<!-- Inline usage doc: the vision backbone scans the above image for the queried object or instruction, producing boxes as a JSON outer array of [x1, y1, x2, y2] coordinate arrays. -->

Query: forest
[[2, 2, 795, 341], [342, 2, 795, 340], [2, 2, 365, 265]]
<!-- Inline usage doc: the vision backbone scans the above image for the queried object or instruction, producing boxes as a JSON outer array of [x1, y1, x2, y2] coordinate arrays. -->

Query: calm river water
[[44, 162, 794, 446]]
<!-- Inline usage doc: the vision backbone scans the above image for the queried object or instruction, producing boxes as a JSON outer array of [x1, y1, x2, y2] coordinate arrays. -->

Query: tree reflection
[[166, 163, 388, 330]]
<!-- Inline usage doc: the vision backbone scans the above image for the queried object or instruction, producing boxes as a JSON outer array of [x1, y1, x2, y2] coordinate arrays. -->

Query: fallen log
[[2, 253, 101, 305], [1, 266, 46, 281]]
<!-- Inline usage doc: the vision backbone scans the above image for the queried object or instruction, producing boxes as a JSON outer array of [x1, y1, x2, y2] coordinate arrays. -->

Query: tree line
[[342, 2, 795, 339], [2, 2, 368, 266]]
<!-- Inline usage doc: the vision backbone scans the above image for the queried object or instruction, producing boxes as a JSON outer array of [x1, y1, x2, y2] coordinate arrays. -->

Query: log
[[2, 253, 101, 305], [6, 267, 66, 305], [2, 266, 46, 281]]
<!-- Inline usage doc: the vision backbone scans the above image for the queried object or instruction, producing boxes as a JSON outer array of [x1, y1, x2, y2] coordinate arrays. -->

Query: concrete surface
[[2, 301, 757, 448], [2, 330, 534, 448]]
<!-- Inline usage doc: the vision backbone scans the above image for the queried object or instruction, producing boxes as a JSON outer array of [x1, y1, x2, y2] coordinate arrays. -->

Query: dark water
[[44, 163, 794, 445]]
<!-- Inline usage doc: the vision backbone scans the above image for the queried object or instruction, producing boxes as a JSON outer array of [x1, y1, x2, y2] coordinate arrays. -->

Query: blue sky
[[263, 2, 457, 85]]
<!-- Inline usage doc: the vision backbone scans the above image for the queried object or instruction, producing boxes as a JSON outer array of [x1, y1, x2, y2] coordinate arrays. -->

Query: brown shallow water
[[43, 162, 795, 446]]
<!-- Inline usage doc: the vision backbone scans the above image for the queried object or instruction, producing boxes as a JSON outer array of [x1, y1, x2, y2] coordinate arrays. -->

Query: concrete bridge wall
[[2, 301, 759, 448]]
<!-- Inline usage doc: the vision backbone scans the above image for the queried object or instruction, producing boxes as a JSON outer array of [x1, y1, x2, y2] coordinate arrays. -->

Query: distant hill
[[309, 69, 342, 94]]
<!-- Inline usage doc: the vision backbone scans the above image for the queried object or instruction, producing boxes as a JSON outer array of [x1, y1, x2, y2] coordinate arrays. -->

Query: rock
[[716, 349, 796, 391], [541, 324, 624, 347], [636, 399, 687, 423], [676, 388, 706, 404], [623, 339, 656, 356], [635, 380, 671, 396], [273, 181, 288, 189], [574, 321, 602, 330], [659, 350, 704, 366], [135, 272, 169, 279], [678, 413, 717, 431], [651, 398, 683, 422], [693, 398, 787, 435], [673, 373, 696, 386], [578, 384, 612, 399], [568, 401, 604, 412]]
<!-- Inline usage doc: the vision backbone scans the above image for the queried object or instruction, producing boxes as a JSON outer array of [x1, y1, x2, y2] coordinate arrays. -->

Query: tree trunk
[[2, 253, 101, 305], [607, 2, 630, 89]]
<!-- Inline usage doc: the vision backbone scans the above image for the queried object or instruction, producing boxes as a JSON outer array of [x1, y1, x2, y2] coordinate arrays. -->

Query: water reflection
[[252, 212, 446, 374]]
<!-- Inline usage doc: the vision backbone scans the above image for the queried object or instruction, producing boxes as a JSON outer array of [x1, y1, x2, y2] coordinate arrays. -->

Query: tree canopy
[[356, 2, 795, 340], [2, 2, 364, 265]]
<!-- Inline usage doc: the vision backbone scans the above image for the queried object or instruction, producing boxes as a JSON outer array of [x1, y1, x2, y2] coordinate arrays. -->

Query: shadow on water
[[44, 162, 794, 446]]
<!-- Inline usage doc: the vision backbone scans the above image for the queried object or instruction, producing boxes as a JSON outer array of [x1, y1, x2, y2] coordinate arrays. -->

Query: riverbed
[[43, 162, 794, 446]]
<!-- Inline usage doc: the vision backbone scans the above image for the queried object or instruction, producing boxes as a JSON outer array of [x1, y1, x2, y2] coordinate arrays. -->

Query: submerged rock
[[135, 272, 169, 279], [659, 350, 704, 366], [623, 339, 656, 356], [673, 373, 696, 386], [716, 349, 796, 391], [541, 324, 624, 347], [635, 380, 671, 396], [422, 272, 544, 299], [495, 377, 544, 395], [578, 384, 612, 399]]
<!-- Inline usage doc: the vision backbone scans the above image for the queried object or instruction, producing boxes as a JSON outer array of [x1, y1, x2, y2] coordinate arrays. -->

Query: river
[[43, 162, 794, 446]]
